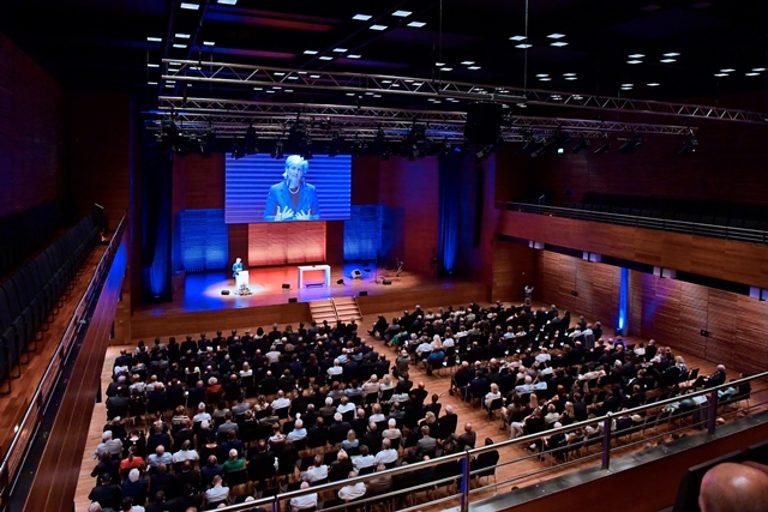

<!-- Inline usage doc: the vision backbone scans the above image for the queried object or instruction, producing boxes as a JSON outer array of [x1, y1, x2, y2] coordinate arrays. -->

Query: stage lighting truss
[[161, 59, 768, 125], [148, 96, 699, 144]]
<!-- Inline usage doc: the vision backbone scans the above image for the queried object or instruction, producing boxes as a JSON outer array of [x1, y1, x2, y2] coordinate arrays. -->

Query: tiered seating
[[0, 213, 99, 392]]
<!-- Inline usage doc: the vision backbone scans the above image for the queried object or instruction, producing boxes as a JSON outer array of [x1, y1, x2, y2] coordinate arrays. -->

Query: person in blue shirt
[[232, 257, 243, 279], [264, 155, 319, 221]]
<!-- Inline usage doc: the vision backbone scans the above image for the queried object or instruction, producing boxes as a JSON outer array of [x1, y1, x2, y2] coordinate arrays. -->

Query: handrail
[[499, 201, 768, 244], [206, 370, 768, 512], [0, 215, 127, 510]]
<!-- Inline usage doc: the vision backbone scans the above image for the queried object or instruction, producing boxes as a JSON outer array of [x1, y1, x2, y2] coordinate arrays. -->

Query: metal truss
[[149, 96, 696, 141], [161, 60, 768, 125]]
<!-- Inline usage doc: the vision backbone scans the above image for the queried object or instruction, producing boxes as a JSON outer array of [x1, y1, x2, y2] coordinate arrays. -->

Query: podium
[[235, 270, 250, 290]]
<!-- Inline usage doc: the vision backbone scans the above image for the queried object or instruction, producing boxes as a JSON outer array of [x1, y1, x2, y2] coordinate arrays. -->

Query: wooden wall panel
[[172, 153, 225, 209], [499, 211, 768, 289], [378, 156, 439, 274], [536, 252, 618, 327], [67, 94, 131, 223], [491, 240, 537, 302], [0, 34, 64, 216], [247, 222, 326, 266]]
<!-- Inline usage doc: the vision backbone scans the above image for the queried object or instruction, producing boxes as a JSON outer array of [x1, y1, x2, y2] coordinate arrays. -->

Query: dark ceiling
[[3, 0, 768, 143]]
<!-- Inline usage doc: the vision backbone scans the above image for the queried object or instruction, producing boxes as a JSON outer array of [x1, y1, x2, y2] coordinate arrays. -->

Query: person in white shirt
[[287, 419, 307, 442], [484, 383, 502, 409], [338, 471, 366, 501], [265, 346, 281, 364], [239, 362, 253, 378], [301, 455, 329, 483], [271, 390, 292, 411], [373, 438, 398, 466], [205, 475, 229, 505], [327, 359, 343, 377], [381, 418, 402, 441], [351, 445, 375, 472], [172, 440, 200, 464], [368, 403, 386, 424], [289, 481, 318, 511], [192, 402, 211, 424], [362, 375, 380, 396], [336, 396, 355, 415], [535, 348, 551, 364]]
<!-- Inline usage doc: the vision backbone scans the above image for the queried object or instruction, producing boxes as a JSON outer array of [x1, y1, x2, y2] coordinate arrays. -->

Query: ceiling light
[[565, 76, 578, 81], [369, 24, 388, 31], [720, 68, 735, 73], [353, 14, 372, 21], [628, 53, 645, 59], [647, 82, 660, 87], [536, 73, 549, 78], [392, 10, 412, 17], [440, 67, 453, 71], [547, 33, 566, 39], [304, 50, 318, 55], [173, 43, 187, 49], [266, 90, 275, 94], [165, 80, 176, 84], [515, 43, 533, 49], [551, 41, 569, 47], [165, 83, 175, 88], [745, 72, 760, 77], [309, 74, 320, 78], [272, 85, 282, 89], [627, 59, 643, 64], [347, 54, 362, 59], [435, 62, 445, 67], [147, 63, 160, 68], [180, 3, 200, 10], [333, 48, 348, 53], [539, 77, 551, 81], [319, 56, 333, 61], [218, 0, 238, 4], [407, 21, 426, 28], [202, 40, 215, 46], [381, 80, 392, 84], [468, 66, 481, 70], [752, 67, 766, 72], [147, 81, 158, 85], [175, 33, 191, 39], [287, 75, 299, 80], [169, 61, 182, 66], [563, 73, 576, 77], [510, 35, 527, 41], [346, 92, 356, 96], [663, 52, 680, 57], [461, 61, 475, 66], [285, 89, 294, 93], [660, 58, 676, 63], [253, 87, 263, 90], [621, 83, 634, 87], [714, 72, 729, 77], [146, 36, 162, 42]]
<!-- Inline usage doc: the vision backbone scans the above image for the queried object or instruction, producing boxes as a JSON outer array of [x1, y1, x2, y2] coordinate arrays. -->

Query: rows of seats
[[0, 213, 99, 391], [0, 201, 64, 278]]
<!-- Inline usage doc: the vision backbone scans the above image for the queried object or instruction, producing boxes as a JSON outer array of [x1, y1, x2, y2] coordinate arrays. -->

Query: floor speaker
[[288, 297, 298, 303], [382, 279, 392, 285], [221, 289, 230, 295], [359, 291, 368, 296], [282, 283, 291, 290], [351, 269, 362, 279]]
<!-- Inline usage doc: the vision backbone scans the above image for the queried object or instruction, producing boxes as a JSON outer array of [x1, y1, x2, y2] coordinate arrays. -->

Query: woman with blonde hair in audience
[[379, 375, 394, 393], [369, 403, 386, 424]]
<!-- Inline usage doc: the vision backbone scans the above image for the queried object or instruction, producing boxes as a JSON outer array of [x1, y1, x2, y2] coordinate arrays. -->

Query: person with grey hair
[[264, 154, 319, 221], [289, 480, 318, 511]]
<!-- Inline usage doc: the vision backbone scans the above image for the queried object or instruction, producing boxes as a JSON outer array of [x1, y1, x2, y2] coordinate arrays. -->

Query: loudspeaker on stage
[[221, 289, 230, 295]]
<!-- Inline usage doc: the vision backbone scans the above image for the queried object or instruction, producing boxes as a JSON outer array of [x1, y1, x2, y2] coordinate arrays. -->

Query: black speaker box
[[359, 291, 368, 296], [382, 279, 392, 285], [282, 283, 291, 290], [464, 102, 503, 145], [288, 297, 298, 303], [221, 289, 230, 295]]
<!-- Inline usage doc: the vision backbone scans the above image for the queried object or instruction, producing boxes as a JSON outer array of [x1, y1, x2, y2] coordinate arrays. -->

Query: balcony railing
[[499, 201, 768, 244], [198, 371, 768, 512]]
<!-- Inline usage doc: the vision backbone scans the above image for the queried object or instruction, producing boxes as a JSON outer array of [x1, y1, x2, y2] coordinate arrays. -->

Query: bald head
[[699, 462, 768, 512]]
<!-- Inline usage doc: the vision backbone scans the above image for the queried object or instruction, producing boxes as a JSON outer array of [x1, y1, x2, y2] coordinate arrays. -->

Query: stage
[[129, 262, 486, 341]]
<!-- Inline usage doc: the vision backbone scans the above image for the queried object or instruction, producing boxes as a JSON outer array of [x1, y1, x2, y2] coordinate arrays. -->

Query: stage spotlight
[[475, 144, 494, 160], [272, 141, 285, 159], [679, 135, 699, 155], [619, 136, 643, 154], [593, 137, 611, 155], [243, 123, 259, 155], [571, 137, 590, 153], [328, 132, 344, 157]]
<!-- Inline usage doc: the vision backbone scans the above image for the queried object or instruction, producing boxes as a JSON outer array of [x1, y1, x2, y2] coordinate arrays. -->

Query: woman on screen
[[264, 155, 320, 221]]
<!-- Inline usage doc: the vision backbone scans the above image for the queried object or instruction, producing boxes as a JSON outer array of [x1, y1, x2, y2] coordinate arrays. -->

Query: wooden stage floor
[[129, 263, 486, 341]]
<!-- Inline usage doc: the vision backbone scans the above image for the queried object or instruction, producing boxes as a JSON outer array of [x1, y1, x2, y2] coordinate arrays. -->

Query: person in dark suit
[[264, 155, 319, 221]]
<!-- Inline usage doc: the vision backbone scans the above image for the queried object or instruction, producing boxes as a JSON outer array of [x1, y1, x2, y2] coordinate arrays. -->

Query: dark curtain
[[437, 154, 461, 275], [139, 133, 172, 302]]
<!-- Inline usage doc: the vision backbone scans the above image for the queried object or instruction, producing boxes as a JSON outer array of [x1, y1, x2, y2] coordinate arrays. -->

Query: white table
[[298, 264, 331, 288]]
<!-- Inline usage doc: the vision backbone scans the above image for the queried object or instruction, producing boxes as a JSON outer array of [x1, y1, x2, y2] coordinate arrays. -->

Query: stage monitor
[[225, 153, 352, 224]]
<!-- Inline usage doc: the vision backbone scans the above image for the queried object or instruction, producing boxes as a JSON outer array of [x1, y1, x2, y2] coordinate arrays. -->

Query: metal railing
[[500, 202, 768, 244], [200, 371, 768, 512], [0, 215, 127, 510]]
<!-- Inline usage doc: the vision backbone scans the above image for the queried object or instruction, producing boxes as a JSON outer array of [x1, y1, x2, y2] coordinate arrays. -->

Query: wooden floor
[[73, 301, 736, 512], [0, 245, 105, 463]]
